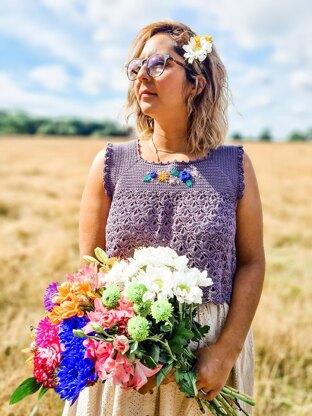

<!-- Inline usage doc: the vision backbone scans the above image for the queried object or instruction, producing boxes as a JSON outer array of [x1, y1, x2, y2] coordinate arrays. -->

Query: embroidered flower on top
[[143, 167, 200, 187], [183, 35, 213, 64]]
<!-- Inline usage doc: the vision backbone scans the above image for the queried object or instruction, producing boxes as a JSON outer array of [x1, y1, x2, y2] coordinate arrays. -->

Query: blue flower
[[150, 171, 158, 179], [179, 170, 192, 182], [56, 316, 97, 404], [44, 282, 59, 312]]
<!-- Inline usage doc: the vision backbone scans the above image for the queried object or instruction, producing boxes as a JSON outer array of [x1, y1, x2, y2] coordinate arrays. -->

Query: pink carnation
[[33, 344, 62, 388], [35, 316, 60, 348], [33, 316, 62, 388]]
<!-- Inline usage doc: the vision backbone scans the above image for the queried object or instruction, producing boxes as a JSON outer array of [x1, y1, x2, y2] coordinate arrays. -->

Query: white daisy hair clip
[[183, 35, 213, 64]]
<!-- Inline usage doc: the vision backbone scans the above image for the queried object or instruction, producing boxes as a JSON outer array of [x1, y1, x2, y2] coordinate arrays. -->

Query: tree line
[[231, 127, 312, 142], [0, 111, 131, 137], [0, 111, 311, 141]]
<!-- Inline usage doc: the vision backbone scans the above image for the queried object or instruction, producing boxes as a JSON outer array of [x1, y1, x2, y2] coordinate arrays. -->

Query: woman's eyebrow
[[138, 49, 158, 59]]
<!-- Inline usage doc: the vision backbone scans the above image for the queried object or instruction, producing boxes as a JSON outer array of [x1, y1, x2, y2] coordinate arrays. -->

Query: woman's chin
[[139, 105, 156, 118]]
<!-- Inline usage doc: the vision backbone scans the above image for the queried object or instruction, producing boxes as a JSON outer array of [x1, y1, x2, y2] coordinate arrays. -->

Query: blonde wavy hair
[[124, 21, 230, 153]]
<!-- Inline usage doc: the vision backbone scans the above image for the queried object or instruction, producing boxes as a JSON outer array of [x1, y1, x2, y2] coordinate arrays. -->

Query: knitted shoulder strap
[[103, 140, 137, 197], [213, 145, 245, 199]]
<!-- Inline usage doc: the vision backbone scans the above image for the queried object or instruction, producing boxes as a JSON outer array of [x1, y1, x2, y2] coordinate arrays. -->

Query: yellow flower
[[194, 35, 213, 48], [99, 257, 120, 273], [157, 172, 170, 182]]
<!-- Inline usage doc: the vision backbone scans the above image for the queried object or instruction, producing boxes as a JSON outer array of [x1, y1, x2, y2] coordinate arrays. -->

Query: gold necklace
[[151, 135, 196, 162]]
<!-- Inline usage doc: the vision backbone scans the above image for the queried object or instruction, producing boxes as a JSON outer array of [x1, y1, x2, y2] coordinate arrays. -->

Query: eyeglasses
[[125, 53, 188, 81]]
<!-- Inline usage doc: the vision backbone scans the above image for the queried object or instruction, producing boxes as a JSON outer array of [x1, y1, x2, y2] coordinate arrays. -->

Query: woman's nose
[[136, 61, 150, 81]]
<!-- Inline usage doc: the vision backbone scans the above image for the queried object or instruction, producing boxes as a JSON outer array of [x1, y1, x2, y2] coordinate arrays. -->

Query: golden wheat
[[0, 137, 311, 416]]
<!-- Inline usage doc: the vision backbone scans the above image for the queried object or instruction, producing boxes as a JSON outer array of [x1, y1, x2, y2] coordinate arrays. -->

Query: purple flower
[[44, 282, 59, 312], [179, 170, 192, 182]]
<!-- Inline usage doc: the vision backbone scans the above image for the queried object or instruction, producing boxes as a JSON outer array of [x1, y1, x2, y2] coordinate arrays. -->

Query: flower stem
[[217, 393, 238, 416], [222, 386, 255, 407], [179, 302, 183, 321], [145, 337, 175, 361], [85, 334, 113, 342], [211, 398, 228, 415]]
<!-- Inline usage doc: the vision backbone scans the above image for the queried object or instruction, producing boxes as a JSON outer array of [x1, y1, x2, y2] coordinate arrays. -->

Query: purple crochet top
[[103, 138, 245, 305]]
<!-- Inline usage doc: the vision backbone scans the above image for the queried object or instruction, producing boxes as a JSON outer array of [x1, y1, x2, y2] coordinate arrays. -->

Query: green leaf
[[142, 354, 157, 369], [150, 343, 160, 362], [38, 386, 49, 400], [156, 362, 174, 387], [159, 323, 171, 332], [170, 321, 194, 347], [10, 377, 42, 405], [175, 370, 198, 397]]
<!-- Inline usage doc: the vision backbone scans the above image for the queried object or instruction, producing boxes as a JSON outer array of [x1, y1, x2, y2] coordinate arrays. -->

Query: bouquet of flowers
[[10, 246, 255, 415]]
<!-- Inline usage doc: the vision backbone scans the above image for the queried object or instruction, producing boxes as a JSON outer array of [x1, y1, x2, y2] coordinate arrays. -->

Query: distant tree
[[0, 110, 131, 137], [288, 131, 307, 142], [306, 128, 312, 141], [259, 128, 272, 142], [0, 110, 37, 134], [231, 132, 243, 141]]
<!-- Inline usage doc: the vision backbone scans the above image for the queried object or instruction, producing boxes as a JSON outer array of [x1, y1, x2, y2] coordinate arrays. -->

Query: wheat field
[[0, 137, 311, 416]]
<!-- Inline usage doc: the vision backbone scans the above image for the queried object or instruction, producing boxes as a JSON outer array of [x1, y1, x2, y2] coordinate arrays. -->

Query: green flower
[[101, 284, 121, 309], [127, 316, 150, 341], [133, 300, 152, 317], [126, 283, 147, 303], [151, 299, 173, 323]]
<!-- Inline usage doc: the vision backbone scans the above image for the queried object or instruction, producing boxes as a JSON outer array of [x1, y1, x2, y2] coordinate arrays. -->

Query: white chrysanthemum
[[131, 265, 175, 302], [175, 285, 203, 304], [172, 268, 213, 304], [103, 259, 140, 290], [133, 246, 185, 269], [183, 36, 213, 64]]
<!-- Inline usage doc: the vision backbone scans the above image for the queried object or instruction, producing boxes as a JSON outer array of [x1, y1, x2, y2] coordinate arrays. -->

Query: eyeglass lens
[[127, 54, 167, 80]]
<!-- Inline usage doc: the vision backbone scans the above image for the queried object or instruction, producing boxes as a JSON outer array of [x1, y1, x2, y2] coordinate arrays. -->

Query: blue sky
[[0, 0, 311, 140]]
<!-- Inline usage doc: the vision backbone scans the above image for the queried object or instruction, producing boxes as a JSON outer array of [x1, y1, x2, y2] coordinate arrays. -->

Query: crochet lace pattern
[[103, 139, 245, 305]]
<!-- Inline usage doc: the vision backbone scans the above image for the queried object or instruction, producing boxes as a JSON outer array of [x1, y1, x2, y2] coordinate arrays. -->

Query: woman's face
[[132, 33, 193, 120]]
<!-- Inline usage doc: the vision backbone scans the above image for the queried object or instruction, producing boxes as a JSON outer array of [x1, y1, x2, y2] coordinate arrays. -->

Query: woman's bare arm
[[195, 151, 265, 400], [79, 147, 112, 267]]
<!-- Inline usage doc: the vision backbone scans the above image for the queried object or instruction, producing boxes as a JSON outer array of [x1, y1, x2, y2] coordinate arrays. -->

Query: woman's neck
[[152, 123, 189, 153]]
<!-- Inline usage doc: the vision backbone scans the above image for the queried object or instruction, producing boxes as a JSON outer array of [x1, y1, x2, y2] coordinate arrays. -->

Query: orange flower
[[49, 280, 100, 324]]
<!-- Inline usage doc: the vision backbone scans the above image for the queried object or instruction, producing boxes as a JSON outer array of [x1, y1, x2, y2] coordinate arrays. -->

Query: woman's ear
[[193, 75, 206, 96]]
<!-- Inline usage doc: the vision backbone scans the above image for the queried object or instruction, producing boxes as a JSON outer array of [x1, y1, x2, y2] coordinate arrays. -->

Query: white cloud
[[0, 71, 125, 121], [290, 70, 312, 92], [0, 0, 311, 139], [29, 65, 70, 91]]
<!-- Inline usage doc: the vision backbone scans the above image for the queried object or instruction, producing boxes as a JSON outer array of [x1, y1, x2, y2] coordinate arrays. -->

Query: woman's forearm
[[216, 261, 265, 359]]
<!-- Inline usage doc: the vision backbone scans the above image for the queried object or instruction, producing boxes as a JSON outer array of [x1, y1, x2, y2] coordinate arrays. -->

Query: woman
[[63, 21, 265, 416]]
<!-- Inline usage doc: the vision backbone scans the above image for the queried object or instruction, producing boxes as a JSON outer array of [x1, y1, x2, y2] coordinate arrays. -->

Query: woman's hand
[[137, 368, 175, 395], [194, 342, 238, 401]]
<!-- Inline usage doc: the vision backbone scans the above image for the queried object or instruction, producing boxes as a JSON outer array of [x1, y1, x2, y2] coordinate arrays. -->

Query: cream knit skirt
[[62, 302, 254, 416]]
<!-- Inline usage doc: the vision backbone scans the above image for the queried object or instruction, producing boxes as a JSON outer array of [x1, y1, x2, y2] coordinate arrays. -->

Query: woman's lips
[[141, 92, 156, 98], [140, 90, 157, 97]]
